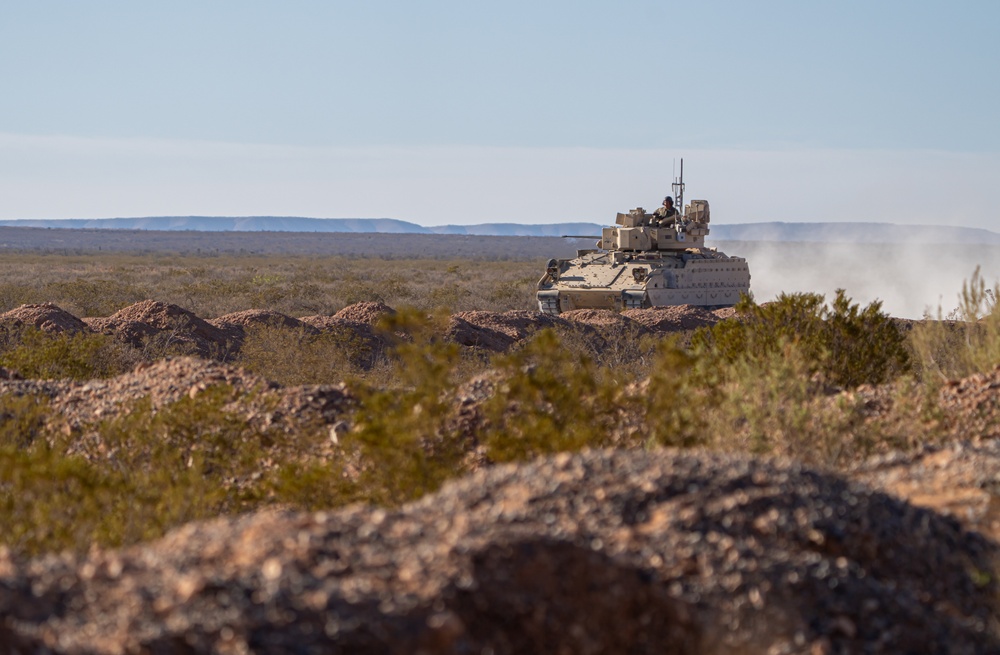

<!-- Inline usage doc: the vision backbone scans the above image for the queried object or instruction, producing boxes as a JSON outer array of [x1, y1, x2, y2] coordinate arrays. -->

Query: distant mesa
[[0, 216, 998, 244]]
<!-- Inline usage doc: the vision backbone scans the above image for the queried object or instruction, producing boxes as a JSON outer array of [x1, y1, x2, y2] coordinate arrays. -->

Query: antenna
[[672, 158, 685, 218]]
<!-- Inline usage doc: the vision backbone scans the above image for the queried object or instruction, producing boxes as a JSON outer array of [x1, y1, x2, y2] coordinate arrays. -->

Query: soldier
[[652, 196, 678, 226]]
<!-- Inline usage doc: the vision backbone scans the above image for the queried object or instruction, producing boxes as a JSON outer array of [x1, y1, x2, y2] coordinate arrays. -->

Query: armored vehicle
[[537, 169, 750, 315]]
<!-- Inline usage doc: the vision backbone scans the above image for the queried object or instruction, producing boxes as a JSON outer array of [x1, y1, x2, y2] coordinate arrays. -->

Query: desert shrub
[[692, 338, 869, 465], [694, 290, 910, 388], [139, 325, 207, 362], [426, 285, 469, 310], [42, 278, 147, 316], [0, 252, 547, 318], [336, 274, 413, 308], [482, 329, 630, 461], [0, 442, 123, 555], [484, 277, 536, 310], [0, 392, 51, 448], [482, 329, 714, 458], [178, 278, 253, 312], [92, 389, 274, 523], [0, 393, 123, 554], [0, 327, 139, 380], [587, 323, 660, 372], [910, 267, 1000, 380], [640, 338, 708, 448], [237, 323, 379, 386], [0, 282, 34, 312], [0, 383, 356, 556], [266, 460, 354, 512], [343, 308, 469, 505]]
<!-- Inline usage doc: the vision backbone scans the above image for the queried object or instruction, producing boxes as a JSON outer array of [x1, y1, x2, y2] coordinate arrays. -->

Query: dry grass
[[0, 252, 541, 318]]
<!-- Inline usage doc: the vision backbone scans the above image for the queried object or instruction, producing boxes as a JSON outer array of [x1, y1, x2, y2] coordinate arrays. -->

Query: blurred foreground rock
[[1, 449, 998, 654]]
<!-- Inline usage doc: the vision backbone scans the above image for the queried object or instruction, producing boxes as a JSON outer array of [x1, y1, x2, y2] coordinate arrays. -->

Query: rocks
[[0, 449, 997, 653]]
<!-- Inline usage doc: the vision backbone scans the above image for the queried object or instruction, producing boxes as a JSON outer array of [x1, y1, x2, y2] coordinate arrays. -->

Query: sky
[[1, 0, 998, 229]]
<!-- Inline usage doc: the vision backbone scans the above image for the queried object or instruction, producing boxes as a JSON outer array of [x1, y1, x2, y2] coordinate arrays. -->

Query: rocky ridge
[[1, 449, 998, 653]]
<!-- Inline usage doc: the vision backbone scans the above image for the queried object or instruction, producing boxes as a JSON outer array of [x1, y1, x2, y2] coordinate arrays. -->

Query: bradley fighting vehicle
[[537, 162, 751, 315]]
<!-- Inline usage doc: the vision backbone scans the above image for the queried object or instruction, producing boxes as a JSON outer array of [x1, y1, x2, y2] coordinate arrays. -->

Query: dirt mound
[[447, 310, 571, 353], [447, 315, 517, 352], [209, 309, 316, 345], [1, 449, 996, 653], [0, 303, 90, 334], [622, 305, 722, 332], [211, 308, 312, 330], [333, 300, 396, 325], [87, 300, 230, 355], [455, 310, 567, 339]]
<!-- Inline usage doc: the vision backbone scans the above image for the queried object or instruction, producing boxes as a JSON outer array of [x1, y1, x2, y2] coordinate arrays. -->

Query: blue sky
[[1, 0, 998, 226]]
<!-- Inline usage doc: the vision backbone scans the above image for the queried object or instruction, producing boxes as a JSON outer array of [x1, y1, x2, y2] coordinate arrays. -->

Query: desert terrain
[[1, 233, 1000, 652]]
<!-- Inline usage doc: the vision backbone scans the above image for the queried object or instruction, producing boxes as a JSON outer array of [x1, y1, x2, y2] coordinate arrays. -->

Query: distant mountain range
[[0, 216, 604, 237], [1, 216, 997, 244]]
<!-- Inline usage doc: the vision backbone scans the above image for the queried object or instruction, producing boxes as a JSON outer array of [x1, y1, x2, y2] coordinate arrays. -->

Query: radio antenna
[[672, 158, 685, 218]]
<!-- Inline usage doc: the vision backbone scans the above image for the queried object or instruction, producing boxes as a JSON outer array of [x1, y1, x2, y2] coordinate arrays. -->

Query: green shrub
[[640, 338, 707, 448], [482, 329, 629, 461], [236, 323, 378, 386], [41, 278, 146, 316], [0, 393, 51, 448], [0, 283, 34, 313], [694, 290, 910, 388], [343, 308, 469, 506], [0, 328, 139, 380], [549, 321, 659, 374], [0, 443, 123, 555], [695, 338, 866, 465], [267, 460, 354, 512], [0, 385, 335, 555]]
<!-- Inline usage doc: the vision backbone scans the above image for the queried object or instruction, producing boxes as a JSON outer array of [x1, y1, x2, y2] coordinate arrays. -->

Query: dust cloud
[[718, 241, 1000, 320]]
